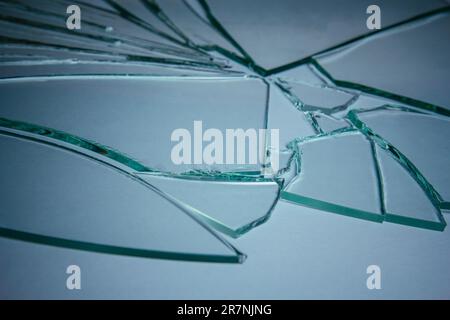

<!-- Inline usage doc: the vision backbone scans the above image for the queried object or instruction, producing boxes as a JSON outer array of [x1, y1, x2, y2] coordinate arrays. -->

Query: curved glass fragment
[[137, 173, 280, 237], [0, 133, 244, 263]]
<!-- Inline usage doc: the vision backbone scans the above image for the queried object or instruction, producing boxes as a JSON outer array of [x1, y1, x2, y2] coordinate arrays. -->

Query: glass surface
[[0, 134, 244, 263], [1, 0, 449, 265], [317, 10, 450, 114]]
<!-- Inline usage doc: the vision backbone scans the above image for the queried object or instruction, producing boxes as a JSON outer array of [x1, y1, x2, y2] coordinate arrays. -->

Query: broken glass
[[276, 78, 358, 114], [267, 82, 316, 150], [282, 132, 385, 223], [0, 133, 244, 263], [317, 9, 450, 114], [136, 174, 280, 237], [200, 0, 447, 72], [0, 76, 268, 174], [354, 108, 450, 210], [0, 0, 449, 263], [282, 131, 446, 231]]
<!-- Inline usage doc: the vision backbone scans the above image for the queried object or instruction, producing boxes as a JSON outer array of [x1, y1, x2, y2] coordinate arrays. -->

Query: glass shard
[[203, 0, 447, 71], [0, 76, 268, 175], [375, 144, 445, 230], [0, 134, 244, 263], [317, 10, 450, 114], [137, 174, 280, 237], [282, 133, 384, 222], [356, 109, 450, 209]]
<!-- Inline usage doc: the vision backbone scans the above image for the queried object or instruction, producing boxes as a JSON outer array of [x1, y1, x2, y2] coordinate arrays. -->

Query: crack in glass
[[0, 0, 449, 263]]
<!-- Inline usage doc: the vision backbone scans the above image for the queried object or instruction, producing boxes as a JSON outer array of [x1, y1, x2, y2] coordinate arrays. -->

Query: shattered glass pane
[[375, 144, 445, 230], [137, 174, 280, 237], [0, 134, 244, 263], [156, 0, 244, 57], [317, 10, 450, 113], [0, 76, 268, 174], [276, 79, 357, 114], [201, 0, 447, 71], [356, 109, 450, 209], [282, 133, 384, 222], [267, 83, 316, 150], [0, 0, 449, 265]]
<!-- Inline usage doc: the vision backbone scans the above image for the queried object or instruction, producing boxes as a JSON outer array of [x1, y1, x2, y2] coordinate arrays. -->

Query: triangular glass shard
[[357, 109, 450, 210], [317, 11, 450, 113], [0, 134, 244, 263], [202, 0, 447, 70], [136, 173, 280, 237], [375, 144, 446, 231]]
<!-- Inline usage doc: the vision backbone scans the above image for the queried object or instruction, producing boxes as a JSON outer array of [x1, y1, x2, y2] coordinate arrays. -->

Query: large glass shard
[[317, 11, 450, 113], [282, 133, 384, 222], [0, 76, 268, 175], [0, 134, 244, 263], [356, 109, 450, 209], [136, 174, 280, 237], [375, 144, 445, 230], [202, 0, 447, 71]]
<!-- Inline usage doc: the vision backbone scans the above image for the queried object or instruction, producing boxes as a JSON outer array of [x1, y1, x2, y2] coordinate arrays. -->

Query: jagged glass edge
[[279, 110, 447, 232], [0, 116, 282, 238], [0, 127, 246, 263], [1, 0, 449, 263]]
